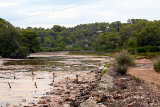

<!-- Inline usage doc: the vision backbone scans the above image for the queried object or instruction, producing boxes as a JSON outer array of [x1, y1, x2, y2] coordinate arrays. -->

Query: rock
[[80, 98, 98, 107], [32, 104, 37, 106], [119, 78, 129, 81], [115, 78, 127, 89], [64, 96, 75, 102], [63, 103, 71, 107], [64, 91, 70, 94], [46, 98, 51, 102], [127, 102, 135, 107], [39, 104, 49, 107], [38, 100, 47, 104]]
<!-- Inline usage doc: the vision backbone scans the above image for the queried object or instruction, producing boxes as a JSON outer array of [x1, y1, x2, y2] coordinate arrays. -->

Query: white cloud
[[0, 0, 27, 7], [1, 0, 160, 28], [0, 2, 19, 7]]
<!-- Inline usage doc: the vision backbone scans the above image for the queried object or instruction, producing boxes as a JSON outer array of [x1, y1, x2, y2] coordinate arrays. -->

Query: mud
[[0, 52, 112, 107]]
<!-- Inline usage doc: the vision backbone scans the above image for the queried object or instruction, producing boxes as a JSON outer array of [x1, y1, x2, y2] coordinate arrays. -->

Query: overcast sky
[[0, 0, 159, 28]]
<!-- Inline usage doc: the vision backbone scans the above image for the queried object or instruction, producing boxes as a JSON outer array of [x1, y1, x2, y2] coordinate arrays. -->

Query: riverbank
[[79, 59, 160, 107], [0, 52, 112, 107], [28, 58, 160, 107], [1, 52, 160, 107]]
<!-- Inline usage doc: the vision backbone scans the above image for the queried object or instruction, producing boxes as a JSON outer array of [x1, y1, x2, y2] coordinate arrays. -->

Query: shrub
[[115, 50, 134, 75], [115, 64, 128, 75], [136, 47, 147, 53], [133, 46, 160, 53], [154, 58, 160, 72], [11, 47, 29, 58], [115, 50, 134, 66]]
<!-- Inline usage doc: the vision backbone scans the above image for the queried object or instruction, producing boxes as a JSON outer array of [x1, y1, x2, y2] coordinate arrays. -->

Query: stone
[[80, 98, 98, 107], [38, 100, 47, 104]]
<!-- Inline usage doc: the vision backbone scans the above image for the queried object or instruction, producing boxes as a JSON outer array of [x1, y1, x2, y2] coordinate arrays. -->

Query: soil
[[128, 58, 160, 86], [2, 54, 160, 107], [26, 69, 104, 107], [80, 59, 160, 107], [24, 57, 160, 107]]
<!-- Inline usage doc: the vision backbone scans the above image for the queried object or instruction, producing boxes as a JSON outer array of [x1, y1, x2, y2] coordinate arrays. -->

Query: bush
[[115, 50, 134, 75], [0, 18, 29, 58], [115, 50, 134, 66], [115, 64, 128, 75], [136, 47, 147, 53], [133, 46, 160, 53], [154, 58, 160, 72], [11, 47, 29, 58]]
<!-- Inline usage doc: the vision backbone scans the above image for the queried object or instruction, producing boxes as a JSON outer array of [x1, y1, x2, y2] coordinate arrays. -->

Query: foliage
[[1, 18, 160, 58], [136, 22, 160, 46], [34, 19, 160, 53], [129, 46, 160, 54], [115, 50, 134, 66], [115, 64, 128, 75], [95, 32, 120, 51], [154, 58, 160, 72], [127, 37, 138, 48], [101, 67, 109, 75], [14, 19, 160, 53], [0, 18, 28, 58], [0, 18, 41, 58], [115, 50, 134, 75], [21, 29, 40, 53]]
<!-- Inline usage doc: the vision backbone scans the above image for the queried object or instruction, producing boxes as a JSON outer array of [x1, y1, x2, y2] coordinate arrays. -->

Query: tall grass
[[115, 50, 134, 75]]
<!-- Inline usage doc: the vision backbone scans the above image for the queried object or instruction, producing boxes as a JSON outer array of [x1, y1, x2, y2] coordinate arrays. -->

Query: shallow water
[[0, 71, 53, 107], [0, 53, 110, 106]]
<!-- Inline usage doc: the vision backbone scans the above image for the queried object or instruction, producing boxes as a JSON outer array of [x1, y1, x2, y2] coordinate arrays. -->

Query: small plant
[[115, 50, 134, 75], [154, 58, 160, 72], [101, 67, 109, 75]]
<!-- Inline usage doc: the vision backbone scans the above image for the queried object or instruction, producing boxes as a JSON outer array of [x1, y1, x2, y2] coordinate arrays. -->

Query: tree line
[[0, 18, 160, 58]]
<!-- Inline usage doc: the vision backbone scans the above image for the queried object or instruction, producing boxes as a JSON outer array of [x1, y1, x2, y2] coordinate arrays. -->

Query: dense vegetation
[[0, 18, 39, 58], [0, 18, 160, 58], [33, 19, 160, 53]]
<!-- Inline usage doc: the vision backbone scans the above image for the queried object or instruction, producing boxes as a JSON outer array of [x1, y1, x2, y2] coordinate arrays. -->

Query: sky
[[0, 0, 159, 28]]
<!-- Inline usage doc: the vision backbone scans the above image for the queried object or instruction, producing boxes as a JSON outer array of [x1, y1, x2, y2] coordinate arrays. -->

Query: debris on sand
[[28, 58, 160, 107]]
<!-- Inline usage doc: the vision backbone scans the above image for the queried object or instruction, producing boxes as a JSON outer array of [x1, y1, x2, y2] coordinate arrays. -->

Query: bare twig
[[35, 82, 38, 88], [8, 82, 11, 88]]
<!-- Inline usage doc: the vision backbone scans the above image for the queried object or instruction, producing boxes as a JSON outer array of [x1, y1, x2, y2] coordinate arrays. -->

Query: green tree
[[21, 29, 40, 53], [0, 18, 28, 58], [120, 19, 148, 47], [51, 25, 66, 32], [95, 32, 120, 51], [136, 22, 160, 46]]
